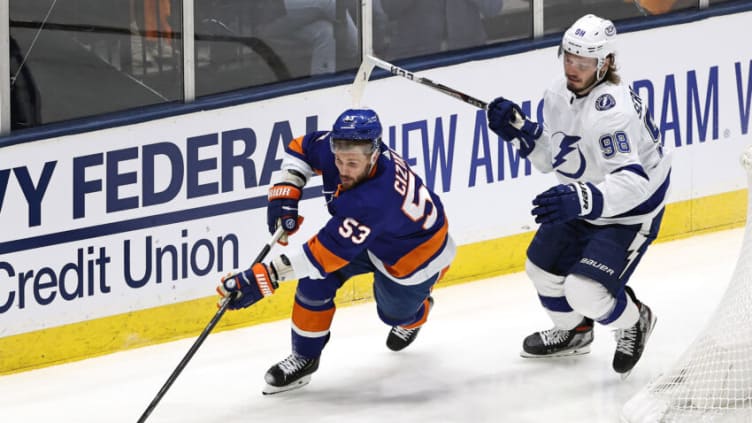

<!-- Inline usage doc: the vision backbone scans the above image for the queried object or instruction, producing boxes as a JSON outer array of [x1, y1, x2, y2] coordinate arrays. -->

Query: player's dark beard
[[341, 168, 369, 190]]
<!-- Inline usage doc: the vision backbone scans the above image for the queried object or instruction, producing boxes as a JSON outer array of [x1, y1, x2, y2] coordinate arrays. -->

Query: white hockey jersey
[[526, 78, 672, 226]]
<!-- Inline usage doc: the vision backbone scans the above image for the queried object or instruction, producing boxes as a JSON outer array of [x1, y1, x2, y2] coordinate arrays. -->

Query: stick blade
[[349, 58, 376, 107]]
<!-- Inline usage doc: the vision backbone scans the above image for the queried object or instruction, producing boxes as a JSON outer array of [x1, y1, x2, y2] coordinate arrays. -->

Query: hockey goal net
[[621, 147, 752, 423]]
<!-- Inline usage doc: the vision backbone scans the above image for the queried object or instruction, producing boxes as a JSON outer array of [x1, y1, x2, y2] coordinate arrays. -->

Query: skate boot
[[521, 318, 594, 358], [262, 353, 320, 395], [386, 297, 433, 351], [613, 291, 657, 379]]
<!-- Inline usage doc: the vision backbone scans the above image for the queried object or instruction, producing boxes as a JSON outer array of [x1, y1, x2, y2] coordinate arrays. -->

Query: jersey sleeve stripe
[[613, 171, 670, 218], [291, 301, 336, 334], [612, 163, 648, 180], [287, 135, 305, 156], [282, 153, 315, 179], [384, 217, 449, 278], [305, 235, 349, 274]]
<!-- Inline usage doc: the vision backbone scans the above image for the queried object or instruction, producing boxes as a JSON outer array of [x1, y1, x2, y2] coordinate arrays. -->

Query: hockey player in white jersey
[[487, 14, 671, 377]]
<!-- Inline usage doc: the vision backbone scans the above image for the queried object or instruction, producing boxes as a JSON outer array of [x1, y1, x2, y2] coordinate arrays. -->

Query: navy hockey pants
[[291, 249, 439, 358]]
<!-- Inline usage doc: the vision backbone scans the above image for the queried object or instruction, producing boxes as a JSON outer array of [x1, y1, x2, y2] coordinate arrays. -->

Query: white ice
[[0, 227, 743, 423]]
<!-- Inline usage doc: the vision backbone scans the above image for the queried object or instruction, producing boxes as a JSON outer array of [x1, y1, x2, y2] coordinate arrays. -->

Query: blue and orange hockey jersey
[[280, 130, 455, 285]]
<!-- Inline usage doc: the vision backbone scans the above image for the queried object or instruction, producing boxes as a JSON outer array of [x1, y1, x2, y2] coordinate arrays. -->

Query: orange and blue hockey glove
[[217, 263, 277, 310]]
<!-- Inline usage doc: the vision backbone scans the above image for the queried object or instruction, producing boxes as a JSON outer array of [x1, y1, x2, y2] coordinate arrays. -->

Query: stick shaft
[[365, 55, 489, 110], [137, 226, 285, 423]]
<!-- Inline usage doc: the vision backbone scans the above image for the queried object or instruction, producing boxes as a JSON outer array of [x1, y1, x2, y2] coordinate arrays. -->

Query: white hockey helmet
[[559, 14, 617, 79]]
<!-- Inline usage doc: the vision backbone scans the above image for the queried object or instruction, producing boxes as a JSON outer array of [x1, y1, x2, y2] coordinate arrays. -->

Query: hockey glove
[[217, 263, 278, 310], [487, 96, 542, 158], [531, 182, 604, 224], [267, 183, 304, 246]]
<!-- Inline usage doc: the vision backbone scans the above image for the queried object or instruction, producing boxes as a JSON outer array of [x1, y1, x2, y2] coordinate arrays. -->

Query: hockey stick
[[354, 54, 490, 110], [350, 56, 377, 107], [137, 226, 285, 423], [349, 54, 528, 127]]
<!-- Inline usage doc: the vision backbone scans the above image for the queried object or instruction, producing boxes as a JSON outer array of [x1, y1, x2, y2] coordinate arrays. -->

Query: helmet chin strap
[[367, 149, 379, 174], [574, 75, 604, 96]]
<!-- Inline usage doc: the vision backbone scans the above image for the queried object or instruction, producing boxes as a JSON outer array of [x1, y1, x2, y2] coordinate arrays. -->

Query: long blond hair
[[604, 54, 620, 84]]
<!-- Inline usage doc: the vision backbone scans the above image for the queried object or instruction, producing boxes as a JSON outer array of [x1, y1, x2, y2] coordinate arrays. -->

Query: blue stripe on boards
[[0, 186, 323, 254]]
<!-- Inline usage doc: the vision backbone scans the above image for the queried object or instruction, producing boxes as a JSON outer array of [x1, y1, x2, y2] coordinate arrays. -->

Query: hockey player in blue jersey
[[217, 108, 455, 394], [487, 14, 671, 377]]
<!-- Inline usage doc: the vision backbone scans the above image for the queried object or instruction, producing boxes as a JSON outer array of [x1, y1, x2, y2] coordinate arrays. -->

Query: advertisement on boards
[[0, 11, 750, 338]]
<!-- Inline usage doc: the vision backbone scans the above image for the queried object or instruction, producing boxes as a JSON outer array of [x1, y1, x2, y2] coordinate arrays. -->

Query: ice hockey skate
[[386, 297, 433, 351], [262, 354, 320, 395], [613, 300, 656, 379], [386, 325, 422, 351], [521, 318, 594, 358]]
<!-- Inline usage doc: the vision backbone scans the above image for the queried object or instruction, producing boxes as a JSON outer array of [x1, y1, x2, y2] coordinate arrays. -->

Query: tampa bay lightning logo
[[552, 132, 586, 179], [595, 94, 616, 111]]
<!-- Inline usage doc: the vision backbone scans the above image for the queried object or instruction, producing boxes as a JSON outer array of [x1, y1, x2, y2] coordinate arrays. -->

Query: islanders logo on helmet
[[331, 108, 382, 153]]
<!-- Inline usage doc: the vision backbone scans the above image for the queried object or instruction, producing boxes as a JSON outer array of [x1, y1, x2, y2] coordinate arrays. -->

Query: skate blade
[[520, 345, 591, 358], [262, 375, 312, 395]]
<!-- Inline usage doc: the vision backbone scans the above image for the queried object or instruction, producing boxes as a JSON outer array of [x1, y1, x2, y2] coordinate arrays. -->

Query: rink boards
[[0, 10, 751, 374]]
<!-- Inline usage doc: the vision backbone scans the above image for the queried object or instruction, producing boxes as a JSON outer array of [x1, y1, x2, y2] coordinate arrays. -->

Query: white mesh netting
[[621, 147, 752, 423]]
